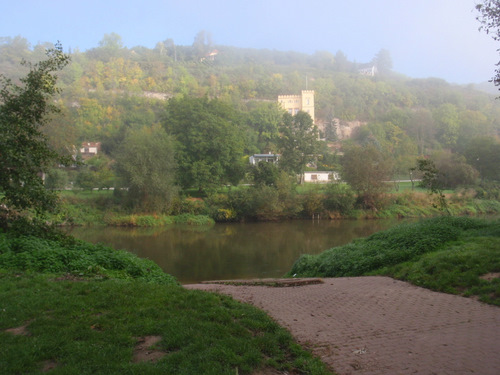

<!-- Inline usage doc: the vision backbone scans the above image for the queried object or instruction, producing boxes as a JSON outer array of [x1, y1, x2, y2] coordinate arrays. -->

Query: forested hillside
[[1, 34, 499, 199]]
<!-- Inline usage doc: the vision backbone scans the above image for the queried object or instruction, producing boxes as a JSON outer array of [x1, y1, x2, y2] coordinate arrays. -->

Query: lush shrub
[[323, 183, 355, 215], [287, 216, 495, 278], [0, 233, 178, 284]]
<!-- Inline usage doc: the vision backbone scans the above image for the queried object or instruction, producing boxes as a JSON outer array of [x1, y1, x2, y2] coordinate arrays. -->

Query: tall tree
[[0, 43, 70, 229], [278, 111, 319, 175], [464, 136, 500, 181], [115, 125, 178, 212], [341, 144, 393, 209], [246, 101, 284, 152], [373, 49, 393, 75], [476, 0, 500, 90], [163, 96, 245, 191]]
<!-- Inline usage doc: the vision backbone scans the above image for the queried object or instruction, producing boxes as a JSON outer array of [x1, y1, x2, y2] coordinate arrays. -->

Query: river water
[[70, 219, 409, 284]]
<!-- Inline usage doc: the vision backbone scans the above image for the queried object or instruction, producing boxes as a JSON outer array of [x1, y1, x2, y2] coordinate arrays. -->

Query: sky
[[1, 0, 498, 85]]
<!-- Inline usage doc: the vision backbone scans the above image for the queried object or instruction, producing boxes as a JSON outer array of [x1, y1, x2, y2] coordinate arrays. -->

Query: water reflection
[[70, 219, 408, 284]]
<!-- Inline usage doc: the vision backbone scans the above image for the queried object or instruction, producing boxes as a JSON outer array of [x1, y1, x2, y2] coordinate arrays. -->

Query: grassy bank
[[287, 216, 500, 306], [0, 233, 331, 374]]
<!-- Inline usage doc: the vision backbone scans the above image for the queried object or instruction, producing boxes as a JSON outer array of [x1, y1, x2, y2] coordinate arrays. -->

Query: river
[[70, 219, 410, 284]]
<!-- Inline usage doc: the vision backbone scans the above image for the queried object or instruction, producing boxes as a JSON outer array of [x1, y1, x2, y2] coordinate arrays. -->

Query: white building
[[303, 171, 340, 183]]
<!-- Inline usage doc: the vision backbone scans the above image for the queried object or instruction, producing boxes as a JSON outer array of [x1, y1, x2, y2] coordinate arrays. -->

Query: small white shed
[[303, 171, 339, 183]]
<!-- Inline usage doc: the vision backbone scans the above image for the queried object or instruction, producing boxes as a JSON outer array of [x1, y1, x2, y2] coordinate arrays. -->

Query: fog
[[1, 0, 497, 84]]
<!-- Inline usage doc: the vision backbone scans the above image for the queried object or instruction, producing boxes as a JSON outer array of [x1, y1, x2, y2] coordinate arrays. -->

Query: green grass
[[370, 237, 500, 305], [0, 233, 331, 374], [0, 274, 330, 374], [287, 216, 500, 305], [0, 233, 177, 284]]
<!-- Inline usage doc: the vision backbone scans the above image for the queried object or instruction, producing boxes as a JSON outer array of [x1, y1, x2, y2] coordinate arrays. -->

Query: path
[[185, 276, 500, 375]]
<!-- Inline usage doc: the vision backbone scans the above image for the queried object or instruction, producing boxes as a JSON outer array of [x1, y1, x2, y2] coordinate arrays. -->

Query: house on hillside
[[79, 142, 101, 160], [358, 65, 377, 77], [303, 171, 340, 183], [249, 153, 280, 165]]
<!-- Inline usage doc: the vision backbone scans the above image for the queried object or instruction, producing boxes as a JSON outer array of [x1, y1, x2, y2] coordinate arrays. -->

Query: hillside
[[1, 35, 500, 186]]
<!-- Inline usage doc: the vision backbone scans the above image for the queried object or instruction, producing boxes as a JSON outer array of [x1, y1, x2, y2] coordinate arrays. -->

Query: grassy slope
[[287, 216, 500, 306], [0, 234, 331, 375]]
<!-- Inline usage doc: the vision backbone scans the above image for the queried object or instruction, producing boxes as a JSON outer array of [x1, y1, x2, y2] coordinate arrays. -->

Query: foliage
[[432, 150, 479, 188], [246, 101, 284, 152], [323, 183, 356, 215], [287, 217, 496, 284], [341, 144, 393, 209], [115, 125, 178, 212], [105, 214, 175, 227], [464, 136, 500, 182], [164, 96, 246, 191], [278, 111, 319, 175], [412, 158, 450, 214], [0, 233, 178, 284], [173, 214, 215, 225], [45, 168, 68, 190], [251, 161, 280, 186], [0, 43, 70, 230], [476, 0, 500, 89], [375, 236, 500, 305]]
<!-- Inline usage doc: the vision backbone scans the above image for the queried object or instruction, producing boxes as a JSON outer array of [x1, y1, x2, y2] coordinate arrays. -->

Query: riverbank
[[288, 216, 500, 306], [56, 188, 500, 226], [2, 217, 499, 374], [0, 232, 330, 374]]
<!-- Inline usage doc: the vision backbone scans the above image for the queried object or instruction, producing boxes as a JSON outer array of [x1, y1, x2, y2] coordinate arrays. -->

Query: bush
[[0, 233, 178, 284], [323, 183, 355, 215]]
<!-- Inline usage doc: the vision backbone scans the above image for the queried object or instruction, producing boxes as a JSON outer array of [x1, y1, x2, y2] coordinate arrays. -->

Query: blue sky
[[1, 0, 498, 84]]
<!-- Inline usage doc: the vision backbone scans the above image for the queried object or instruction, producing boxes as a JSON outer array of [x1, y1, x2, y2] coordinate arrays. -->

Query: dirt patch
[[201, 278, 323, 288], [52, 274, 87, 282], [5, 322, 31, 336], [41, 360, 58, 372], [479, 272, 500, 281], [132, 336, 165, 363]]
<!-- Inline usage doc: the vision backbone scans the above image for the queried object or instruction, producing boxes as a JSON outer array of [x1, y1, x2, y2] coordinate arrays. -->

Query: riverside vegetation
[[287, 216, 500, 306], [55, 182, 500, 226]]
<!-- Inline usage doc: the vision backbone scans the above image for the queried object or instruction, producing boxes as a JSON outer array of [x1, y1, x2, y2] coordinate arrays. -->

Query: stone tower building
[[278, 90, 315, 123]]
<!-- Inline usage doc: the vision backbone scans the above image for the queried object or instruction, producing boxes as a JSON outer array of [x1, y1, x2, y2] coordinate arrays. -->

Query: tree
[[0, 43, 70, 229], [246, 101, 283, 152], [278, 111, 319, 175], [412, 158, 450, 215], [373, 48, 393, 75], [45, 168, 68, 190], [432, 150, 479, 189], [476, 0, 500, 89], [163, 96, 245, 192], [251, 161, 280, 187], [463, 137, 500, 182], [341, 144, 393, 209], [115, 125, 178, 212]]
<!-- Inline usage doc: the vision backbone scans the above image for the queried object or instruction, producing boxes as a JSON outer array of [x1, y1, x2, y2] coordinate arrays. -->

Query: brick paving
[[185, 276, 500, 375]]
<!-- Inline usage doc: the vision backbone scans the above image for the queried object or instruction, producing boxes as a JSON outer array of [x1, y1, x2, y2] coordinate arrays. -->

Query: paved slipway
[[185, 277, 500, 375]]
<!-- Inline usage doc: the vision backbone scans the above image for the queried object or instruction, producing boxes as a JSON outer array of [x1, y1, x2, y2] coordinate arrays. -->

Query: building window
[[311, 174, 317, 180]]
